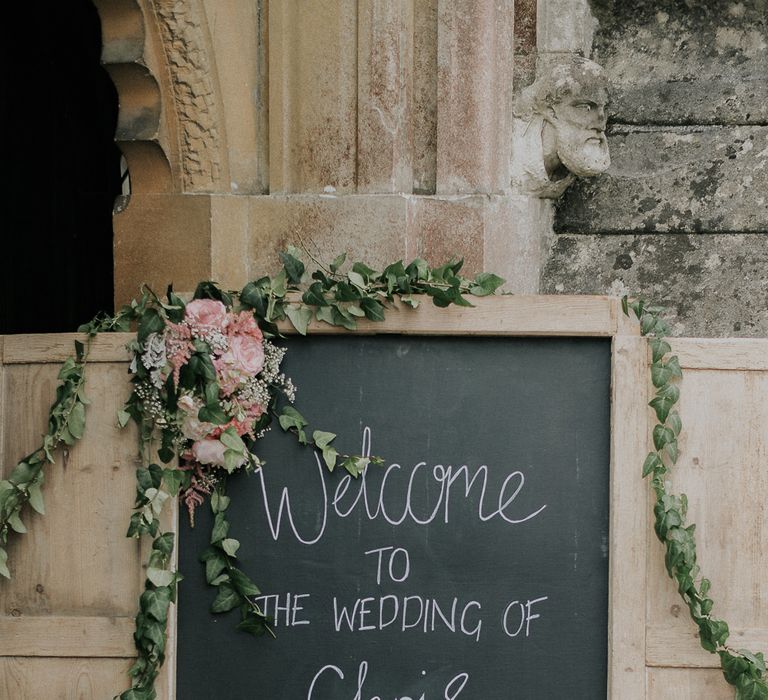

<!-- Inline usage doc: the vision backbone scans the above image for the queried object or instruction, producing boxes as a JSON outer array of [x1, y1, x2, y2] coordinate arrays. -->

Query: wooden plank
[[647, 668, 735, 699], [279, 294, 621, 336], [1, 333, 133, 364], [608, 335, 648, 700], [0, 657, 134, 700], [647, 626, 768, 668], [0, 616, 135, 657], [673, 338, 768, 371]]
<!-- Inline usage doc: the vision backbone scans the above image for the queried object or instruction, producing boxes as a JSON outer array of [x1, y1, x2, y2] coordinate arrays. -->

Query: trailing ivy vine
[[0, 339, 93, 579], [623, 297, 768, 700]]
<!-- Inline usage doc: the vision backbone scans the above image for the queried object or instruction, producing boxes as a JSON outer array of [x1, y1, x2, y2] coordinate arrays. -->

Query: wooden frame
[[0, 295, 647, 699]]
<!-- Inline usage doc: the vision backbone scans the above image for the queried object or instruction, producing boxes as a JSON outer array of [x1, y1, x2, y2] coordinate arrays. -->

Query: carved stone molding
[[151, 0, 226, 192]]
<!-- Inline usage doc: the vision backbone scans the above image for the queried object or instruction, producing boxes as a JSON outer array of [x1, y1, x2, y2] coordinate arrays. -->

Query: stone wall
[[543, 0, 768, 336]]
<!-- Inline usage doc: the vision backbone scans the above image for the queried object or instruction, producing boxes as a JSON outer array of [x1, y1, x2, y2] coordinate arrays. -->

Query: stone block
[[542, 233, 768, 337], [247, 195, 409, 276], [555, 126, 768, 234], [592, 0, 768, 124], [406, 197, 486, 273], [113, 194, 212, 306]]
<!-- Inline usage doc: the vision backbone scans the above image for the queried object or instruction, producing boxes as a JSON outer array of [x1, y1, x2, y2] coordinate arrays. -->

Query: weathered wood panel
[[645, 340, 768, 697]]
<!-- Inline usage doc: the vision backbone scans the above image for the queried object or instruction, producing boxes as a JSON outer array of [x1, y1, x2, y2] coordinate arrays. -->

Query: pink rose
[[184, 299, 228, 330], [191, 438, 227, 467], [214, 335, 265, 394]]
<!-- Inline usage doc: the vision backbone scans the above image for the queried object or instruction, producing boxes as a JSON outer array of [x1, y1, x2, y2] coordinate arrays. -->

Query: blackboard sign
[[178, 336, 611, 699]]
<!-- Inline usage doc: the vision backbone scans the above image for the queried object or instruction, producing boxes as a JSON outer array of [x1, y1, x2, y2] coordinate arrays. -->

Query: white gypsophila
[[191, 325, 229, 353], [260, 341, 287, 385], [134, 380, 169, 427], [236, 376, 272, 409], [275, 374, 296, 403], [141, 333, 167, 371]]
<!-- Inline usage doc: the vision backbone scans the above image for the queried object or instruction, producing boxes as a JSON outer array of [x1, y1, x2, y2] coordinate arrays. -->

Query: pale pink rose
[[191, 438, 227, 467], [214, 335, 264, 394], [228, 335, 264, 374], [184, 299, 228, 330]]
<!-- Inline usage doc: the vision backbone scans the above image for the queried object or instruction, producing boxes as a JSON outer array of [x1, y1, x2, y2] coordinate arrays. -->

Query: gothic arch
[[93, 0, 229, 195]]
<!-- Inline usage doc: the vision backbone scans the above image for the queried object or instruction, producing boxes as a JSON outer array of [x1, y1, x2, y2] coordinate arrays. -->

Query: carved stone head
[[513, 56, 610, 198]]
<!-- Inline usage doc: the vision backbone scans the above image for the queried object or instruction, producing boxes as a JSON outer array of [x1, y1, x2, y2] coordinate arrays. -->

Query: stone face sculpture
[[512, 56, 610, 198]]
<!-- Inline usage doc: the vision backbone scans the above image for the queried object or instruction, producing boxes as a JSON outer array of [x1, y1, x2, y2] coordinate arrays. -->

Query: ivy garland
[[623, 297, 768, 700], [0, 249, 504, 700]]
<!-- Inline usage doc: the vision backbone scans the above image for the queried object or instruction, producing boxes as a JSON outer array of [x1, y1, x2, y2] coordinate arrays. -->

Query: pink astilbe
[[227, 311, 263, 341], [179, 462, 217, 527], [164, 321, 194, 387]]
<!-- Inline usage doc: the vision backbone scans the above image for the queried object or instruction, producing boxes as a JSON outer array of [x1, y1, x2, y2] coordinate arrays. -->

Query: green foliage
[[624, 296, 768, 698], [236, 247, 505, 337], [198, 482, 274, 639]]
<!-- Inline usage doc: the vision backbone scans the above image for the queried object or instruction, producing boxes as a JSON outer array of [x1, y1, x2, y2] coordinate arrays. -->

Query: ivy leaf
[[651, 338, 672, 363], [68, 402, 86, 440], [312, 431, 336, 449], [237, 614, 268, 637], [211, 583, 240, 613], [198, 404, 229, 425], [348, 271, 368, 290], [230, 567, 261, 596], [0, 548, 9, 579], [649, 385, 679, 422], [28, 480, 45, 515], [351, 261, 377, 281], [279, 250, 305, 284], [8, 512, 26, 533], [210, 513, 229, 544], [302, 282, 328, 307], [469, 272, 505, 296], [163, 469, 183, 497], [285, 304, 313, 336], [330, 253, 346, 273], [653, 425, 675, 451], [221, 538, 240, 557], [735, 675, 768, 700], [211, 490, 230, 514], [117, 409, 131, 429], [278, 407, 308, 442], [642, 452, 663, 478], [668, 411, 682, 436], [137, 308, 165, 342], [220, 428, 246, 454], [360, 298, 386, 322], [146, 567, 175, 588]]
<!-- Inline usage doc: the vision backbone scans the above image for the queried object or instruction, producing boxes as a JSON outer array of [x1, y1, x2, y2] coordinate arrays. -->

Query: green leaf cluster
[[198, 482, 274, 639], [624, 296, 768, 698], [237, 247, 505, 336], [119, 531, 181, 700]]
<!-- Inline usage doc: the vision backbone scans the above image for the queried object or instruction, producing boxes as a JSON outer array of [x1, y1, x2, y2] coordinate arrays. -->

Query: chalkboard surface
[[178, 336, 611, 699]]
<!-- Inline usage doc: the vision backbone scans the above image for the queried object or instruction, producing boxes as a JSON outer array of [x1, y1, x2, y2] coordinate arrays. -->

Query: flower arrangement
[[126, 297, 290, 523]]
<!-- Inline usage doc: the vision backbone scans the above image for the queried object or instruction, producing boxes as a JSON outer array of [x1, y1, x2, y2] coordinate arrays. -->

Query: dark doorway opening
[[0, 0, 122, 334]]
